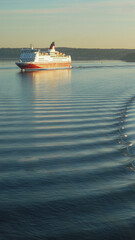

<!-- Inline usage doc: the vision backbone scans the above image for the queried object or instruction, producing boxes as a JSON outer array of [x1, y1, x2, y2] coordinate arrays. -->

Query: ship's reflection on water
[[18, 69, 71, 97], [17, 69, 72, 139]]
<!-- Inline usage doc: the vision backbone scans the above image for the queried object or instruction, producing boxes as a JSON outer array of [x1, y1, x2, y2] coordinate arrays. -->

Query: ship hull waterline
[[16, 62, 72, 71]]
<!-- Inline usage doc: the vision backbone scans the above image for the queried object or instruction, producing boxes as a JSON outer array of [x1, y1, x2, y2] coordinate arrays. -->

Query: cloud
[[0, 0, 135, 16], [0, 7, 69, 15]]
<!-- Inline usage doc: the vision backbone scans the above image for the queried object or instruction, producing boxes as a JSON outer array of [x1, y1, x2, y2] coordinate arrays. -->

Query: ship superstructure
[[16, 42, 72, 71]]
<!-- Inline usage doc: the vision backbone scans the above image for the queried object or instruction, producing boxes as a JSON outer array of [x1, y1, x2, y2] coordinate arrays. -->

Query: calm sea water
[[1, 60, 135, 240]]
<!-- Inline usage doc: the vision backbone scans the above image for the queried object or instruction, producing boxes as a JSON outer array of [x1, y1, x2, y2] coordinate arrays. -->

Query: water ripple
[[1, 61, 135, 239]]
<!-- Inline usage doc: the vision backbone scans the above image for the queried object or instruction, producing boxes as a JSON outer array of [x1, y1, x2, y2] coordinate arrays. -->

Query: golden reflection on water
[[18, 70, 72, 127], [18, 69, 71, 90]]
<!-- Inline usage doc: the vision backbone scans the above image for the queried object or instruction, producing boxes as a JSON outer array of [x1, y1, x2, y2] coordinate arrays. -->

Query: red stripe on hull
[[16, 62, 72, 70]]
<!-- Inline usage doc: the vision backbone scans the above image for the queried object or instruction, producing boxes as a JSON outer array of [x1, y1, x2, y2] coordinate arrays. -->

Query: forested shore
[[0, 47, 135, 61]]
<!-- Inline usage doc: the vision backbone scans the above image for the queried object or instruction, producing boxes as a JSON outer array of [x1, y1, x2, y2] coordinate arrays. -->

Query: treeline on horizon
[[0, 47, 135, 61]]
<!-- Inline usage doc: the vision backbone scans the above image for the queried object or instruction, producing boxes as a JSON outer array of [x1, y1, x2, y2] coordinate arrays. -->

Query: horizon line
[[0, 47, 135, 50]]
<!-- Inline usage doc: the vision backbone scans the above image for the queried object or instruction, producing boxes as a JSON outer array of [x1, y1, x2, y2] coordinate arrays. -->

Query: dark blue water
[[1, 60, 135, 240]]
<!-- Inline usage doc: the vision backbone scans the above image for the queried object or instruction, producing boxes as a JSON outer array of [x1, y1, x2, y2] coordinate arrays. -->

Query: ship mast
[[30, 44, 33, 49]]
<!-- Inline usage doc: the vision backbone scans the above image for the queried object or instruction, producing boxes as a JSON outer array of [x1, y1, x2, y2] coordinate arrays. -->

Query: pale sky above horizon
[[0, 0, 135, 48]]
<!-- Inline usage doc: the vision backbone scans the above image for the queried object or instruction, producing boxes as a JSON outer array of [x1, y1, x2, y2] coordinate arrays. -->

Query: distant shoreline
[[0, 48, 135, 61]]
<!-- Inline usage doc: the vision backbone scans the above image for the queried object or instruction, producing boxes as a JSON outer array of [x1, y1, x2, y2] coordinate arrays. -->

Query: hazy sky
[[0, 0, 135, 48]]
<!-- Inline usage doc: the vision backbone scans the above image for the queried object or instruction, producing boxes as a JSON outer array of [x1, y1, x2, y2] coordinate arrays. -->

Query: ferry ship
[[16, 42, 72, 71]]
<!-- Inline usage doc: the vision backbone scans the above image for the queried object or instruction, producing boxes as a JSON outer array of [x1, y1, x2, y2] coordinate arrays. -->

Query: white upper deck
[[19, 42, 71, 63]]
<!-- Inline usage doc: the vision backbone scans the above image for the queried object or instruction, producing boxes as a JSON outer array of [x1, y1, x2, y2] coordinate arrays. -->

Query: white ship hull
[[16, 62, 72, 71]]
